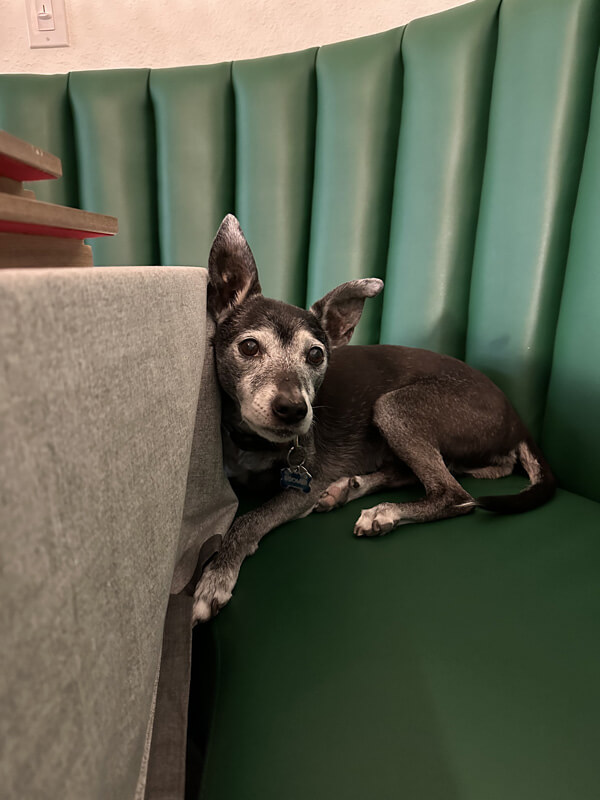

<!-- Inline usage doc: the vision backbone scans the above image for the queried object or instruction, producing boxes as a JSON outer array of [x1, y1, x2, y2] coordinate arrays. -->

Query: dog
[[193, 214, 556, 622]]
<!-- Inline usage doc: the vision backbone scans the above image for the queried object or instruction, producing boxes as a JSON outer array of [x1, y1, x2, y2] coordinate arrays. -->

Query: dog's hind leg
[[315, 465, 415, 512], [353, 463, 475, 536], [458, 450, 517, 479], [354, 384, 476, 537]]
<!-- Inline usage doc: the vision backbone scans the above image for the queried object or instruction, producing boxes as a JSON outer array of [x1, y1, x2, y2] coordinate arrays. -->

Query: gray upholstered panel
[[0, 266, 236, 800]]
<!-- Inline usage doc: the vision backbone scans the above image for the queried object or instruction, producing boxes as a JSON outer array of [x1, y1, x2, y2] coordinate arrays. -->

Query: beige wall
[[2, 0, 471, 74]]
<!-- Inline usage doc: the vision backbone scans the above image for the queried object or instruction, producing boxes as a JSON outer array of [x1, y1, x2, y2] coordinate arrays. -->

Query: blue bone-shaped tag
[[280, 465, 312, 493]]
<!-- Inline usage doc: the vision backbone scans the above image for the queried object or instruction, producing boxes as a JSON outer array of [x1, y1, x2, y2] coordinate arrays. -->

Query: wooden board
[[0, 233, 93, 268], [0, 177, 35, 198], [0, 130, 62, 182], [0, 192, 118, 240]]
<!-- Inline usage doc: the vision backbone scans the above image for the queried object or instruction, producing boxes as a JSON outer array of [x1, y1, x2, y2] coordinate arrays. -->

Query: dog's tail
[[476, 439, 556, 514]]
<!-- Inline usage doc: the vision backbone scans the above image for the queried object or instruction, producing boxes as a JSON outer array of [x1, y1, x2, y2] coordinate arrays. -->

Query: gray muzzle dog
[[193, 214, 555, 622]]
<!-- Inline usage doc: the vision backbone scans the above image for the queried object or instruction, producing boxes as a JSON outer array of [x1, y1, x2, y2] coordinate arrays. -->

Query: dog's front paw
[[315, 476, 360, 512], [193, 562, 237, 623]]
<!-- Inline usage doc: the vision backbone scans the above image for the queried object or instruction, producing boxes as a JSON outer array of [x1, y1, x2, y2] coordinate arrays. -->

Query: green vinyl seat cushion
[[193, 481, 600, 800]]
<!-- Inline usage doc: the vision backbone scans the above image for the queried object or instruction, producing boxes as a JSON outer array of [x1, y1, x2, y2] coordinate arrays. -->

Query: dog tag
[[280, 438, 313, 492], [280, 464, 313, 492]]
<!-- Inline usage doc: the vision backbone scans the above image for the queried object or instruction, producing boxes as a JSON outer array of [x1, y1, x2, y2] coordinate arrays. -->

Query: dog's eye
[[307, 346, 325, 366], [238, 338, 260, 357]]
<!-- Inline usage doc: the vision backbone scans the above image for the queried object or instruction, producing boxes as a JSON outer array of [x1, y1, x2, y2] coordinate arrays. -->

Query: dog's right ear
[[207, 214, 262, 320]]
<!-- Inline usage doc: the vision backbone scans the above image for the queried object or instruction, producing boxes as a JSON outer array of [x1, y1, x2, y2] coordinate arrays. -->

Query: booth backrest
[[1, 0, 599, 498]]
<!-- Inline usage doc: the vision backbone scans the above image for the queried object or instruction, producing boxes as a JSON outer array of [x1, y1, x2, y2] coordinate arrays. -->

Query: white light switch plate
[[25, 0, 70, 49]]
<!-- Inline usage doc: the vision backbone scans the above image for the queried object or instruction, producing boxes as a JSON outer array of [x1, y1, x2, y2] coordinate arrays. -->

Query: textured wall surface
[[2, 0, 472, 74]]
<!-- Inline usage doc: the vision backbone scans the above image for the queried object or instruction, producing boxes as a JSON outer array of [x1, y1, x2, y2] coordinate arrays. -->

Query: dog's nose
[[272, 394, 308, 424]]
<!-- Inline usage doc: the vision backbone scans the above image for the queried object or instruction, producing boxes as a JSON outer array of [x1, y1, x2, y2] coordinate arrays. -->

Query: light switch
[[36, 2, 56, 32], [25, 0, 69, 48]]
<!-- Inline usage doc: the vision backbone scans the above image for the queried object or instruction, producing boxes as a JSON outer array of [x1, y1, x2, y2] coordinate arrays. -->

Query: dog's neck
[[224, 424, 284, 453]]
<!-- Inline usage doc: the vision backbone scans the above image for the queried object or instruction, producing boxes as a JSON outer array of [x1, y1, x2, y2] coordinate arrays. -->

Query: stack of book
[[0, 130, 117, 268]]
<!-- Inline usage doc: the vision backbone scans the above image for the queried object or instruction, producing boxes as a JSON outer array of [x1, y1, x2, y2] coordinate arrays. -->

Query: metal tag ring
[[287, 437, 306, 468]]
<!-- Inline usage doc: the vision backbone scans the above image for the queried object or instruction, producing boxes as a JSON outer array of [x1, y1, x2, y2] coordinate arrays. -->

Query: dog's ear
[[309, 278, 384, 347], [208, 214, 262, 320]]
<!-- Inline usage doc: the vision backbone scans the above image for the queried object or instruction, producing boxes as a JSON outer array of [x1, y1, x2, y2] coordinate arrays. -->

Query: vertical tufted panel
[[306, 28, 403, 343], [542, 53, 600, 502], [0, 75, 78, 207], [149, 64, 234, 267], [465, 0, 600, 437], [69, 70, 159, 266], [233, 49, 317, 305], [380, 0, 499, 358]]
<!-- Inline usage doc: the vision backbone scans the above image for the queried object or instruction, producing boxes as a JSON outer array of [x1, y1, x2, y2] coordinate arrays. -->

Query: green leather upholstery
[[69, 70, 159, 266], [197, 483, 600, 800], [465, 0, 600, 437], [380, 0, 498, 358], [150, 64, 234, 267], [2, 0, 600, 795], [234, 49, 317, 306], [306, 28, 403, 342], [0, 74, 77, 206], [543, 52, 600, 502]]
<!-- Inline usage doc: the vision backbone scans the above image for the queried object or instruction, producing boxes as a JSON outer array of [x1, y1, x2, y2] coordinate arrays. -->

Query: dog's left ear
[[309, 278, 384, 347], [208, 214, 262, 320]]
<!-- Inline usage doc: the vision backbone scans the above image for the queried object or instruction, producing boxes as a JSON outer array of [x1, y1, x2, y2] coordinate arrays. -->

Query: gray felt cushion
[[0, 267, 237, 800]]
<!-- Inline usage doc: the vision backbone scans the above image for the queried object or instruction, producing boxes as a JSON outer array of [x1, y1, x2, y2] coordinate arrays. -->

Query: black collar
[[225, 425, 287, 453]]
